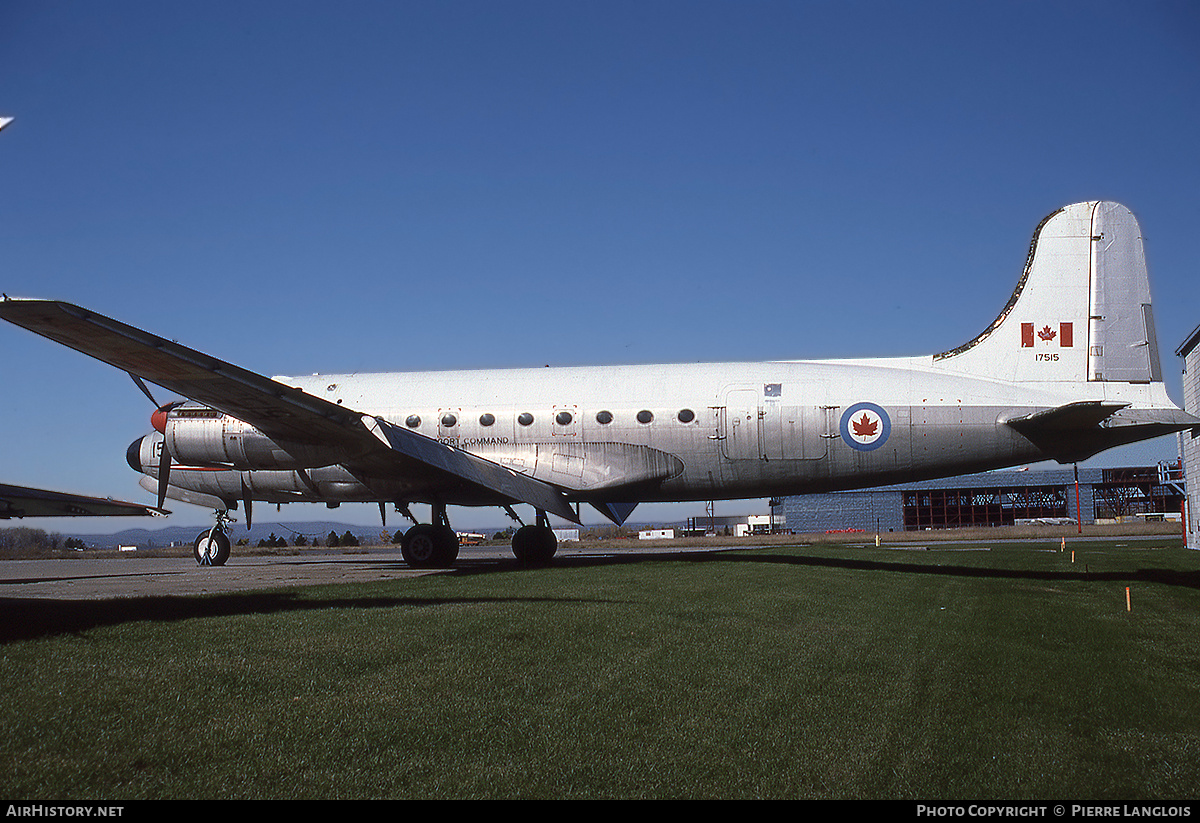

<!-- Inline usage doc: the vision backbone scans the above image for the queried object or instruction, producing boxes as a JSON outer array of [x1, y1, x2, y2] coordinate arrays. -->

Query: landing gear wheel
[[512, 525, 557, 566], [194, 529, 230, 566], [401, 524, 460, 569]]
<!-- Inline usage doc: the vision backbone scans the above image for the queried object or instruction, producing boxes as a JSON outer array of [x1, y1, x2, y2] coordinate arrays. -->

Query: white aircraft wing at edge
[[0, 299, 582, 524]]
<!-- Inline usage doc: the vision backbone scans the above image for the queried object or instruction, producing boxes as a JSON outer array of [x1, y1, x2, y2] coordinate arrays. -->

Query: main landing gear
[[399, 502, 460, 569], [194, 510, 233, 566], [511, 510, 557, 566], [397, 504, 559, 568]]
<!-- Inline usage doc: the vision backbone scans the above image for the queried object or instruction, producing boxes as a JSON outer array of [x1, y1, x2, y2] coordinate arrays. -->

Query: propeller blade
[[128, 372, 160, 406], [131, 372, 184, 435], [241, 477, 253, 529], [156, 439, 171, 511]]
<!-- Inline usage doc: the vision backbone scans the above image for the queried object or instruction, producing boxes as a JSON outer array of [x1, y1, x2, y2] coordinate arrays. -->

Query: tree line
[[0, 527, 77, 555], [244, 530, 365, 548]]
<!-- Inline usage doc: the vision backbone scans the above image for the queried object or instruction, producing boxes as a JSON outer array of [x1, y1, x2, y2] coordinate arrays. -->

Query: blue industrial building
[[781, 466, 1181, 533]]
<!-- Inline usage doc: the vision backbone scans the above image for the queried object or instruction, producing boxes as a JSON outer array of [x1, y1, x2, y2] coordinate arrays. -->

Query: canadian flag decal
[[1021, 322, 1073, 348]]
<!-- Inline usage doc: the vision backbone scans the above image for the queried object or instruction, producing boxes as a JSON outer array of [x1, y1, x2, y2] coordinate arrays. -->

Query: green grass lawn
[[2, 537, 1199, 799]]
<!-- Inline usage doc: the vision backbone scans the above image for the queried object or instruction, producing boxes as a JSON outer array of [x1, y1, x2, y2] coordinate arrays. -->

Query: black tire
[[435, 525, 460, 567], [401, 524, 459, 568], [194, 529, 231, 566], [512, 525, 557, 565]]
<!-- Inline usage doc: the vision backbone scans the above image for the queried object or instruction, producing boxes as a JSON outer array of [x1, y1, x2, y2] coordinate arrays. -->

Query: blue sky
[[2, 1, 1198, 534]]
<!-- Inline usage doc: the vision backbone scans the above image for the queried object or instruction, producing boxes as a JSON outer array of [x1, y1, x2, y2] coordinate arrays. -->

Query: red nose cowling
[[151, 405, 170, 434]]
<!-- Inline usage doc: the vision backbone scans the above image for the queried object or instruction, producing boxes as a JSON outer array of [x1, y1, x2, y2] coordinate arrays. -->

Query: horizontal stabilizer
[[1104, 406, 1200, 430], [363, 416, 580, 524], [1006, 401, 1200, 463], [1006, 401, 1129, 434]]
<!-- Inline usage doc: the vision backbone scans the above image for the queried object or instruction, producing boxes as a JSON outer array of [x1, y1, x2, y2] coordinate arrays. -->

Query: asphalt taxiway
[[0, 542, 720, 600]]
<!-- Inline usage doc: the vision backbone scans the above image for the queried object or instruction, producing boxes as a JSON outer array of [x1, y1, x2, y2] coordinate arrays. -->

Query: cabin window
[[677, 408, 695, 423], [406, 415, 421, 428], [479, 413, 495, 427], [441, 413, 457, 427], [596, 410, 613, 424], [637, 410, 653, 424], [556, 411, 573, 426], [518, 413, 534, 426]]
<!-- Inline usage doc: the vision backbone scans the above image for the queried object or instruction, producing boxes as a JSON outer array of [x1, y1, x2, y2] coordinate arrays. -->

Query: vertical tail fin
[[933, 201, 1161, 385]]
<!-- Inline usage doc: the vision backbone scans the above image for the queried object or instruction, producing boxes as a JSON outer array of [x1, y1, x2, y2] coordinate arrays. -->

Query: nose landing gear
[[194, 510, 234, 566]]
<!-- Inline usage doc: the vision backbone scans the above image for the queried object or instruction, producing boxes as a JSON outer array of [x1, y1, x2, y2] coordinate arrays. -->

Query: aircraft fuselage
[[135, 355, 1176, 512]]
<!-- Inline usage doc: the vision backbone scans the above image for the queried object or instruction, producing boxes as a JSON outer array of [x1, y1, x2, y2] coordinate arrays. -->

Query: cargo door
[[762, 384, 828, 461], [722, 388, 761, 460]]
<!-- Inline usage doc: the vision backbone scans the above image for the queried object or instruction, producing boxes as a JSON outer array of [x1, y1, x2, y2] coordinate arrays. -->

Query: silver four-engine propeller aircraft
[[2, 201, 1195, 567]]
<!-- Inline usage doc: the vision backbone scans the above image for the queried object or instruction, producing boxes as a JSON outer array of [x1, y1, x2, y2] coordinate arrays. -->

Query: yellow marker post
[[1126, 587, 1131, 612]]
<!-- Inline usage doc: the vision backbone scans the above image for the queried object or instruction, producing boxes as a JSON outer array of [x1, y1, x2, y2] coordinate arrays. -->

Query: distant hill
[[69, 521, 407, 549]]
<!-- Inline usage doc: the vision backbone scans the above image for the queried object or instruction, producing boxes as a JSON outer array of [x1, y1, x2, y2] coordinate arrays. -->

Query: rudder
[[1089, 202, 1161, 383]]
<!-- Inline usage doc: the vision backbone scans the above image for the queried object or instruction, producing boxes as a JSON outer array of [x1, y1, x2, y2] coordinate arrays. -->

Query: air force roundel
[[839, 402, 891, 451]]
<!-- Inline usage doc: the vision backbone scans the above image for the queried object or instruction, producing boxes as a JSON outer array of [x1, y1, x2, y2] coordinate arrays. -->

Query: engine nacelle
[[162, 406, 345, 470]]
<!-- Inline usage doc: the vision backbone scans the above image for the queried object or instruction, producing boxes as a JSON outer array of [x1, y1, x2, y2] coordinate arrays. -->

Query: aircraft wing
[[0, 298, 581, 523], [0, 299, 361, 445], [0, 483, 163, 519]]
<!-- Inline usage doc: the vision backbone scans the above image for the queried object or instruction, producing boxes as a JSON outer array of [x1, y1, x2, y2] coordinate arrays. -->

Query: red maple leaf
[[1038, 325, 1056, 342], [852, 413, 878, 438]]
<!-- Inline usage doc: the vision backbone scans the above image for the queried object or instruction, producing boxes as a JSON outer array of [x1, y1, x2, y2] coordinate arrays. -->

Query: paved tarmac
[[1, 532, 1174, 601], [0, 542, 723, 601]]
